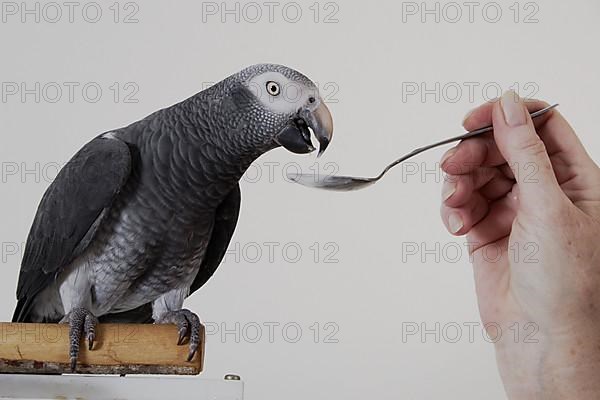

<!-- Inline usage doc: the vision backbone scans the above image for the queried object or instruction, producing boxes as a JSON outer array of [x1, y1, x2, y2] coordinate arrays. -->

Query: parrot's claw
[[156, 309, 204, 362], [62, 307, 98, 372]]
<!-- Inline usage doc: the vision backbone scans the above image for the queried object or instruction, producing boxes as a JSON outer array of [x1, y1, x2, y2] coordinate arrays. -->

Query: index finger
[[464, 99, 588, 168], [442, 99, 570, 175]]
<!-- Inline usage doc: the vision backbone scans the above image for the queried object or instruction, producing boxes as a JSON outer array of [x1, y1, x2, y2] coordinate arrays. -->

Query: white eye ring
[[266, 81, 281, 96]]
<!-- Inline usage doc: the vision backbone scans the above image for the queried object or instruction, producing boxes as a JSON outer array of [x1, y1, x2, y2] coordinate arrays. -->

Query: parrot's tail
[[12, 297, 34, 322]]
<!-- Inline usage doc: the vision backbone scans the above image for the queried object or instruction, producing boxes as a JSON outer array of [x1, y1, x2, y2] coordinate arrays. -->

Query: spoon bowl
[[288, 174, 377, 191]]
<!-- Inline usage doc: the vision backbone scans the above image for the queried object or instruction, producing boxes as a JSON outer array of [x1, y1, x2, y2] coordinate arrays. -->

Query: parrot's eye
[[266, 81, 281, 96]]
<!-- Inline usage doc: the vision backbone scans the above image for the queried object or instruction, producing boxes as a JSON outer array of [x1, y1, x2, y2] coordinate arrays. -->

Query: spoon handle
[[376, 103, 559, 179]]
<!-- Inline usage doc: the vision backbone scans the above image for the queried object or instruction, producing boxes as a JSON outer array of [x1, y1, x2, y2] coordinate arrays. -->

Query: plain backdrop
[[1, 1, 599, 399]]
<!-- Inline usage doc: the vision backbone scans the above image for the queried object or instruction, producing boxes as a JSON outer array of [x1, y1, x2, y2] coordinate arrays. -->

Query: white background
[[1, 1, 599, 399]]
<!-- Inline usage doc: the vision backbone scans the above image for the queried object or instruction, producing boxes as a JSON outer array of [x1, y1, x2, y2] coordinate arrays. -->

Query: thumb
[[492, 91, 563, 208]]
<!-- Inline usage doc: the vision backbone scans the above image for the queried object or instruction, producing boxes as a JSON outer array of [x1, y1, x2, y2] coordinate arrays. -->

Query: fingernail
[[462, 108, 475, 126], [442, 181, 456, 201], [440, 147, 457, 169], [448, 213, 463, 234], [500, 90, 527, 127]]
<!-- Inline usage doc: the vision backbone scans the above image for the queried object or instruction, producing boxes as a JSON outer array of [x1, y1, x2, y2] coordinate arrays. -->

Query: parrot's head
[[215, 64, 334, 157]]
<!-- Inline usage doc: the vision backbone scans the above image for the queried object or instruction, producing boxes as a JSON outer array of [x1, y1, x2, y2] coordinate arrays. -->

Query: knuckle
[[517, 136, 547, 158]]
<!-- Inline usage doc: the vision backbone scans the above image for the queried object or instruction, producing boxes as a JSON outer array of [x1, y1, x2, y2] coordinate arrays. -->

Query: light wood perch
[[0, 323, 204, 375]]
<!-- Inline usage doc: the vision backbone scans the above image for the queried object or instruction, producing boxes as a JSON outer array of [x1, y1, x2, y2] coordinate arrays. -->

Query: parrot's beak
[[301, 101, 334, 157], [275, 100, 334, 156]]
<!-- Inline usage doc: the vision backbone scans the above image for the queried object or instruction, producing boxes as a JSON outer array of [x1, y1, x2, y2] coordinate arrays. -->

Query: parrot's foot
[[62, 307, 98, 371], [155, 309, 204, 361]]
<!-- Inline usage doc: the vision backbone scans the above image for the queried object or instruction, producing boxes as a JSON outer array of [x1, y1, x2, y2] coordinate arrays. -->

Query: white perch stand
[[0, 375, 244, 400]]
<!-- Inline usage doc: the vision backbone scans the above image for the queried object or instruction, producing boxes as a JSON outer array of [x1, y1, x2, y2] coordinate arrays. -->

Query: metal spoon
[[288, 104, 559, 191]]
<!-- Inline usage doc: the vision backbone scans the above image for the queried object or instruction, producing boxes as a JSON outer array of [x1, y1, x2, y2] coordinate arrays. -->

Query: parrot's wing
[[13, 136, 132, 322], [190, 184, 241, 295]]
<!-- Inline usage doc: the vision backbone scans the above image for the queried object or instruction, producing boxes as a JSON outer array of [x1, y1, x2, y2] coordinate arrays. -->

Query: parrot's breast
[[86, 201, 213, 316]]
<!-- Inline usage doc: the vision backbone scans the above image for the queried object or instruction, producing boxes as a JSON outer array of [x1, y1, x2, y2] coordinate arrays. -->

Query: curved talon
[[184, 311, 202, 361], [84, 314, 97, 351], [156, 309, 203, 362], [177, 326, 188, 346], [187, 344, 198, 362]]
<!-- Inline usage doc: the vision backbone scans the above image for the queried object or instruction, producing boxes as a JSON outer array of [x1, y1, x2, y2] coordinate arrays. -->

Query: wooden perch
[[0, 323, 204, 375]]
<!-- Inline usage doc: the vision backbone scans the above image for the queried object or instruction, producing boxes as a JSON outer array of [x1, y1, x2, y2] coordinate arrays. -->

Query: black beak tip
[[317, 140, 330, 157]]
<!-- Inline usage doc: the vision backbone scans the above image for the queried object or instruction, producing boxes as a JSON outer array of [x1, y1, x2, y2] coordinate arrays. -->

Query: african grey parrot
[[12, 64, 334, 370]]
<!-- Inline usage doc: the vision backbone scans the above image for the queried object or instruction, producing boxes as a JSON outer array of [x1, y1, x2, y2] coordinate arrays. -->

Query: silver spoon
[[288, 103, 559, 191]]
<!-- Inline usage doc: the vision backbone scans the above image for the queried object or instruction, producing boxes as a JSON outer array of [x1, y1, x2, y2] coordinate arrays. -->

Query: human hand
[[440, 91, 600, 399]]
